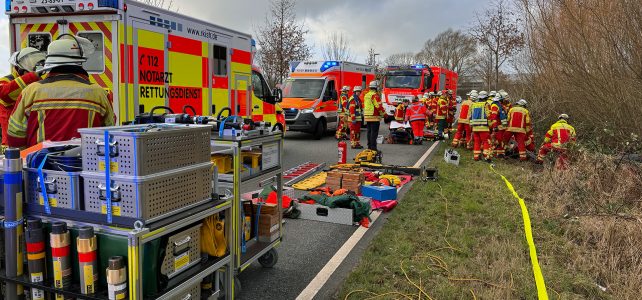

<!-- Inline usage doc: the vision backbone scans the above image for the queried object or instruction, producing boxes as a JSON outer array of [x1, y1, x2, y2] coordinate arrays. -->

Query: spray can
[[50, 222, 71, 300], [106, 256, 127, 300], [77, 226, 98, 295], [4, 148, 24, 300], [25, 218, 46, 300]]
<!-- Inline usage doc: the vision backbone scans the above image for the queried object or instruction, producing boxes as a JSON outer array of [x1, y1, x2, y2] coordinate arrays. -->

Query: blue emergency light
[[320, 61, 339, 72], [5, 0, 11, 12], [412, 64, 426, 69]]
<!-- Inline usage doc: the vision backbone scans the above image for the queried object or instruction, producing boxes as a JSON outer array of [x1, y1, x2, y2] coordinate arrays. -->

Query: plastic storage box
[[361, 185, 397, 201], [79, 124, 211, 176], [82, 162, 213, 223], [25, 168, 82, 210]]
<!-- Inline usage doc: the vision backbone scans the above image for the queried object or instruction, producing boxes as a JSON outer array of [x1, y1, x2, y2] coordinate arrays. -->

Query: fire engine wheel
[[259, 248, 279, 268], [313, 119, 327, 140]]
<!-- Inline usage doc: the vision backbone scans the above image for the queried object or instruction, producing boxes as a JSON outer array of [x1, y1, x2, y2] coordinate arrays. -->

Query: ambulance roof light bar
[[5, 0, 120, 15], [320, 61, 340, 72]]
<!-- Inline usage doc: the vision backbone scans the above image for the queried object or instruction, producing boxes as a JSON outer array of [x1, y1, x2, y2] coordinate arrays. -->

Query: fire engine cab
[[5, 0, 285, 129], [382, 64, 458, 122], [281, 61, 375, 139]]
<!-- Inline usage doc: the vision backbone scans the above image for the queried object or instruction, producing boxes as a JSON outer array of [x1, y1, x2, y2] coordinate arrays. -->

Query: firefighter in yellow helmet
[[0, 47, 46, 146], [7, 35, 115, 147]]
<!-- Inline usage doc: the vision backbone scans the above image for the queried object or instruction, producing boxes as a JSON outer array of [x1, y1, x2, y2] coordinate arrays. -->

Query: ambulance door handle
[[253, 105, 260, 110]]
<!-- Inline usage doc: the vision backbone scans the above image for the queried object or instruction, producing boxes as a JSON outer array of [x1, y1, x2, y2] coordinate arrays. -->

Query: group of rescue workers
[[0, 34, 115, 149], [335, 83, 578, 164]]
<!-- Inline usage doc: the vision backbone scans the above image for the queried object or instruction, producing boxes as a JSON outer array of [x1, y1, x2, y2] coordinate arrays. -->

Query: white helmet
[[516, 99, 528, 106], [368, 80, 379, 89], [499, 90, 509, 98], [353, 86, 363, 92], [489, 91, 497, 97], [437, 91, 443, 96], [423, 93, 429, 98], [9, 47, 46, 72], [470, 91, 479, 99], [447, 89, 453, 95], [558, 114, 569, 120], [478, 91, 488, 99], [44, 34, 95, 68], [342, 86, 350, 92]]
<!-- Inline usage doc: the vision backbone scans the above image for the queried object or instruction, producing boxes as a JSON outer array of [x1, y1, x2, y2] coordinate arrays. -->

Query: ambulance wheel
[[259, 248, 278, 268], [312, 119, 326, 140]]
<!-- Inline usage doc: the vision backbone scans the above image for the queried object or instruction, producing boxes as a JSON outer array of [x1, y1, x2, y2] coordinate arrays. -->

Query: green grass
[[338, 144, 602, 300]]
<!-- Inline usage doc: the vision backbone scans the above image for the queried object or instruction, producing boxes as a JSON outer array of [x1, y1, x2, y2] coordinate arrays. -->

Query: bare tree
[[469, 0, 524, 89], [321, 32, 354, 61], [255, 0, 312, 87], [416, 29, 477, 76], [384, 52, 418, 67], [365, 47, 378, 66], [140, 0, 176, 10]]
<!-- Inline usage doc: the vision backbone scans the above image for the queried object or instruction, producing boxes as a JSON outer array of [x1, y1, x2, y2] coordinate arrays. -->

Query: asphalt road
[[238, 124, 436, 300]]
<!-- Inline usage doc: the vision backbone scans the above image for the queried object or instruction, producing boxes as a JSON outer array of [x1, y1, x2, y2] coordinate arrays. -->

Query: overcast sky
[[0, 0, 489, 74]]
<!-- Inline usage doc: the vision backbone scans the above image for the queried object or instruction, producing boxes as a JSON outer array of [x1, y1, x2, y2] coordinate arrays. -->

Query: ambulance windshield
[[282, 78, 325, 100], [384, 70, 422, 89]]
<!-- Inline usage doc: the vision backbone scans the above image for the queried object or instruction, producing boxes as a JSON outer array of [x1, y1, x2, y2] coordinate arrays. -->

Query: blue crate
[[361, 185, 397, 201]]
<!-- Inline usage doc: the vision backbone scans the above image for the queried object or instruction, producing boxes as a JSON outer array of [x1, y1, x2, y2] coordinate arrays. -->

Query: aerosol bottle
[[106, 256, 127, 300], [77, 226, 98, 295], [50, 222, 72, 300], [25, 218, 46, 300]]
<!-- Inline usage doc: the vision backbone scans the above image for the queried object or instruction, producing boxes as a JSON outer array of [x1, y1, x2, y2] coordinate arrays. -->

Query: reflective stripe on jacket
[[7, 73, 116, 147], [394, 104, 406, 121], [507, 106, 531, 133], [544, 119, 576, 148], [469, 101, 490, 131], [363, 90, 383, 122], [405, 103, 426, 122], [458, 99, 473, 124], [348, 95, 362, 122], [435, 97, 448, 120], [337, 93, 349, 115]]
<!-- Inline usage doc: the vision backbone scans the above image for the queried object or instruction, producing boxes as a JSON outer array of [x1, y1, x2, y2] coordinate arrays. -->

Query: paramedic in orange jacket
[[335, 86, 350, 140], [394, 98, 409, 122], [7, 35, 115, 148], [468, 91, 493, 161], [435, 92, 449, 139], [504, 99, 532, 161], [405, 96, 427, 144], [537, 114, 576, 163], [0, 47, 46, 146], [452, 90, 476, 149]]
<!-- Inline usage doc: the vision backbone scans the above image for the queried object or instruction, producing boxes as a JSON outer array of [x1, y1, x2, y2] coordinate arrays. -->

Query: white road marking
[[296, 141, 440, 299]]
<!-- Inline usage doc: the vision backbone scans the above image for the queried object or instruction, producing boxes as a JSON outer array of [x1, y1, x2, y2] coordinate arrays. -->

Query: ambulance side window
[[213, 45, 227, 76], [424, 75, 430, 91], [78, 32, 105, 73], [28, 33, 51, 52], [252, 72, 265, 99], [323, 80, 336, 101]]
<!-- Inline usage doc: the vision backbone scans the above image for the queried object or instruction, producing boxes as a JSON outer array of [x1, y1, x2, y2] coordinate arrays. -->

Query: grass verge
[[339, 144, 606, 299]]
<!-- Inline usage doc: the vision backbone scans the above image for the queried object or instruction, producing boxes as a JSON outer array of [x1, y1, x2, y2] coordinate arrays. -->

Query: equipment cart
[[211, 131, 284, 292]]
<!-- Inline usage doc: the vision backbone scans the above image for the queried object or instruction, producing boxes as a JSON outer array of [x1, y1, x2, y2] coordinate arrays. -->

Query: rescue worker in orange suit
[[7, 35, 115, 148], [364, 80, 384, 152], [537, 114, 576, 164], [468, 91, 493, 161], [435, 91, 449, 139], [348, 86, 364, 149], [425, 92, 437, 129], [394, 98, 409, 122], [452, 90, 476, 149], [445, 89, 457, 134], [488, 93, 508, 157], [504, 99, 532, 161], [0, 47, 46, 146], [335, 85, 350, 140], [405, 96, 428, 145]]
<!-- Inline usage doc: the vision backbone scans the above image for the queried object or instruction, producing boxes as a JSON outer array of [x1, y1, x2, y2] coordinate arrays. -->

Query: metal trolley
[[0, 199, 235, 300], [211, 132, 284, 293]]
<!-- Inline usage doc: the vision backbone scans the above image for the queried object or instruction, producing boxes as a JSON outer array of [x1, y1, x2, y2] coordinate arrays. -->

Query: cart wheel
[[258, 248, 279, 268]]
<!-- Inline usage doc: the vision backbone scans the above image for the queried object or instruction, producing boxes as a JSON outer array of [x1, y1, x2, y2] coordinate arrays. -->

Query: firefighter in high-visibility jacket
[[335, 86, 350, 140], [452, 90, 476, 149], [504, 99, 532, 161], [468, 91, 493, 161], [537, 114, 576, 163], [348, 86, 364, 149], [425, 92, 437, 128], [405, 96, 428, 144], [0, 47, 46, 146], [435, 92, 449, 139], [394, 98, 409, 122], [489, 94, 509, 157], [364, 81, 384, 151], [7, 35, 115, 148], [446, 89, 457, 134]]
